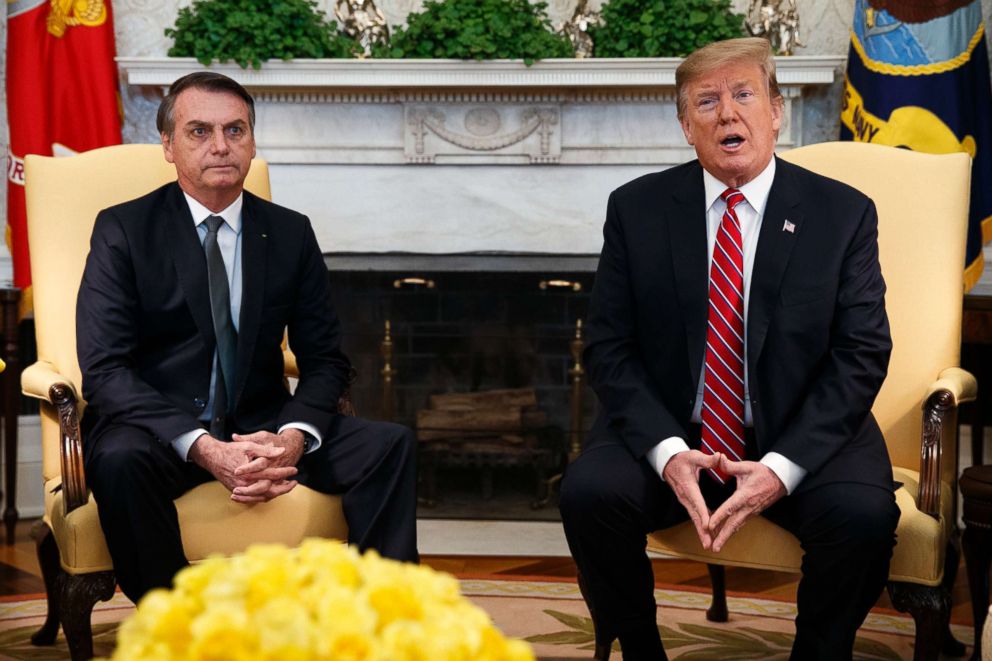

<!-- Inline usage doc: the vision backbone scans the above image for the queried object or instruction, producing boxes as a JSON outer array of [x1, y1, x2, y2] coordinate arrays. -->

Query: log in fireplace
[[416, 387, 554, 507]]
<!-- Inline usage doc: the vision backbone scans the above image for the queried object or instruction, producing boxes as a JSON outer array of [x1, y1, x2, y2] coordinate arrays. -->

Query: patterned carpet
[[0, 579, 974, 660]]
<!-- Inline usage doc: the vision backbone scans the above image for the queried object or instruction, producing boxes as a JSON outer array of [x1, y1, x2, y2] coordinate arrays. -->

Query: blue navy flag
[[841, 0, 992, 289]]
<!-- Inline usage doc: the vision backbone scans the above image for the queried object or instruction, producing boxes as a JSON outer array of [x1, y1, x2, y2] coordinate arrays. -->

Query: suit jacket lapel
[[166, 183, 215, 351], [236, 192, 267, 405], [747, 157, 802, 375], [669, 162, 709, 391]]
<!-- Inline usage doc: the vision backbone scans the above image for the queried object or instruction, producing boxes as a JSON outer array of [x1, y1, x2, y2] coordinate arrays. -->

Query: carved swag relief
[[405, 105, 561, 163]]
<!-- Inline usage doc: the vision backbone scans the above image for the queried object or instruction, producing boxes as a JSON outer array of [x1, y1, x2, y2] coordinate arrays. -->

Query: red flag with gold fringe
[[6, 0, 122, 316]]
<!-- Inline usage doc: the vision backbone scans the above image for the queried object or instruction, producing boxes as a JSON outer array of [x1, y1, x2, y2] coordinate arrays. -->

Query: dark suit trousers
[[559, 438, 899, 661], [85, 415, 418, 603]]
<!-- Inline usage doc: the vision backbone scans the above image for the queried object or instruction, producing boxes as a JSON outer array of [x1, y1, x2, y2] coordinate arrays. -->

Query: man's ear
[[162, 132, 175, 164], [681, 116, 695, 146], [771, 97, 784, 134]]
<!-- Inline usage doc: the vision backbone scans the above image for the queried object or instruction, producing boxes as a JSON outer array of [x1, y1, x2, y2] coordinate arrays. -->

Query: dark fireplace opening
[[327, 265, 598, 521]]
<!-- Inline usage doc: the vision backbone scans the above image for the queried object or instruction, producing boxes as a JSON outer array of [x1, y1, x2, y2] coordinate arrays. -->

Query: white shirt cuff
[[646, 437, 691, 480], [172, 429, 208, 461], [278, 422, 323, 454], [760, 452, 807, 495]]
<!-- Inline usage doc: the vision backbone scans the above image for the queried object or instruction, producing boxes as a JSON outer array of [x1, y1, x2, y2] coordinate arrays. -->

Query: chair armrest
[[282, 348, 299, 380], [20, 361, 88, 515], [21, 360, 78, 402], [282, 348, 358, 417], [916, 368, 975, 518], [925, 367, 977, 406]]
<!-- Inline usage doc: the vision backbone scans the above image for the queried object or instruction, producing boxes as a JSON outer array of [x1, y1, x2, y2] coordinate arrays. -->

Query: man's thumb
[[700, 451, 723, 467], [718, 453, 743, 474]]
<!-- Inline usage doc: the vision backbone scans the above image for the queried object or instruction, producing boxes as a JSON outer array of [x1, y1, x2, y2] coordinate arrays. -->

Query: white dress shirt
[[645, 158, 808, 494], [170, 192, 321, 459]]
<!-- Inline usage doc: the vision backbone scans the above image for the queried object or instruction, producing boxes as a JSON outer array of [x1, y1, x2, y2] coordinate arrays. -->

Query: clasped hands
[[189, 428, 306, 503], [662, 450, 786, 552]]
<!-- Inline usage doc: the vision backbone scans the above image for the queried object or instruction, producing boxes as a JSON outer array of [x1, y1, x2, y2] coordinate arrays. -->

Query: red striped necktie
[[701, 188, 747, 484]]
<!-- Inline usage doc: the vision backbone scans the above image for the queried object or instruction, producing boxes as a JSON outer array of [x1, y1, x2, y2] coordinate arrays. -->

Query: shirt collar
[[702, 156, 777, 216], [183, 191, 244, 233]]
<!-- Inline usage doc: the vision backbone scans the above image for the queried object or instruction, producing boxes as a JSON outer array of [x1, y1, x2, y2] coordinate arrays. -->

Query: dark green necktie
[[203, 216, 238, 438]]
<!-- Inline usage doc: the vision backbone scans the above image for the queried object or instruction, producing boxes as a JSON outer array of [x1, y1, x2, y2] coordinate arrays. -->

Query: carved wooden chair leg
[[706, 563, 729, 622], [30, 521, 62, 646], [58, 571, 115, 661], [887, 581, 949, 661]]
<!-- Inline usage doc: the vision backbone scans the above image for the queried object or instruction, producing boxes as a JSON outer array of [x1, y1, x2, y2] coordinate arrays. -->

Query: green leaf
[[165, 0, 360, 68], [677, 648, 773, 661], [387, 0, 574, 61], [737, 627, 794, 649], [851, 636, 904, 661], [525, 631, 596, 644], [591, 0, 745, 57], [678, 622, 768, 646]]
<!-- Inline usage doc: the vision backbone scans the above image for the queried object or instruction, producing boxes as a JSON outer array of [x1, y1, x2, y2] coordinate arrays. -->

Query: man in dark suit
[[559, 38, 899, 660], [77, 72, 418, 603]]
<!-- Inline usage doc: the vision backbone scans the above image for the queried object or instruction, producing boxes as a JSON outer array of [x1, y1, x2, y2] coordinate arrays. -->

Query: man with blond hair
[[560, 38, 897, 660]]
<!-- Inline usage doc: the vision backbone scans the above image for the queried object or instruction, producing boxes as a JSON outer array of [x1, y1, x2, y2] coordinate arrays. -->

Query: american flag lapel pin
[[782, 220, 796, 234]]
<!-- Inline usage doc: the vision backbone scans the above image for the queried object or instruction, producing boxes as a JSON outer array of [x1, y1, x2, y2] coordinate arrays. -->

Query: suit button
[[193, 398, 206, 410]]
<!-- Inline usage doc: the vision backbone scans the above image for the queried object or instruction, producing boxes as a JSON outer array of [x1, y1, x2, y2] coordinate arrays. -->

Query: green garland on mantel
[[167, 0, 358, 68], [372, 0, 574, 65], [167, 0, 746, 69], [592, 0, 745, 58]]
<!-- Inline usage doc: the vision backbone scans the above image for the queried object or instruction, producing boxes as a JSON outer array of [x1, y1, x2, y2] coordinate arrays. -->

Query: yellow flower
[[123, 589, 193, 652], [297, 538, 363, 590], [504, 639, 536, 661], [366, 582, 424, 627], [188, 603, 257, 661], [102, 539, 535, 661], [313, 588, 377, 636], [378, 620, 432, 661], [318, 630, 378, 661], [174, 557, 227, 602], [239, 546, 296, 613]]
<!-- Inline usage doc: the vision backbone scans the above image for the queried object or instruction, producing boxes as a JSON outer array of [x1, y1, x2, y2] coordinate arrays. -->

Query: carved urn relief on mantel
[[117, 57, 843, 258]]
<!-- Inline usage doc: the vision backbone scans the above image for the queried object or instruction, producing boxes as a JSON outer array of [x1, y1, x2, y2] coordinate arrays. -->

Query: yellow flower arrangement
[[103, 539, 535, 661]]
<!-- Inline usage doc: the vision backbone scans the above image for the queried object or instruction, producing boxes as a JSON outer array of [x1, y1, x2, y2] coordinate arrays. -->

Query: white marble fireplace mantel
[[118, 57, 844, 258]]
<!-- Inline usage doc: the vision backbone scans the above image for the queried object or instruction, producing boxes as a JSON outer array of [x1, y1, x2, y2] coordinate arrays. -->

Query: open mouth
[[720, 135, 745, 149]]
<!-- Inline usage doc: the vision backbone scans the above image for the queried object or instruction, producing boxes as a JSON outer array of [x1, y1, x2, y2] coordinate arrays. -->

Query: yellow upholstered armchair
[[22, 144, 349, 660], [641, 142, 975, 660]]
